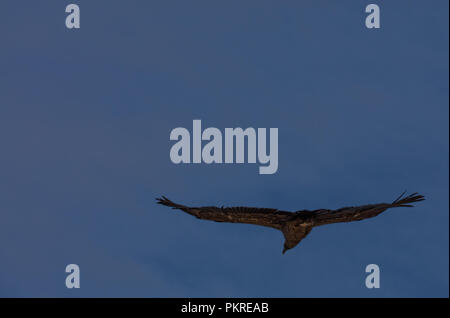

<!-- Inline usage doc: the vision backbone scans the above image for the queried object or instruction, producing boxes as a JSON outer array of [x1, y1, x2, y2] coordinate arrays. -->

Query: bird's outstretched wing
[[310, 192, 425, 227], [156, 196, 294, 230]]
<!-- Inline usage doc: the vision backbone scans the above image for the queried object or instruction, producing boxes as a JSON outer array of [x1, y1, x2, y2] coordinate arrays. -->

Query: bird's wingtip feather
[[392, 191, 425, 206]]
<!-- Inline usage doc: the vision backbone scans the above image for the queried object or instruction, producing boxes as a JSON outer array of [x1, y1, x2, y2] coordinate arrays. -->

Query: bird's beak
[[282, 247, 287, 254]]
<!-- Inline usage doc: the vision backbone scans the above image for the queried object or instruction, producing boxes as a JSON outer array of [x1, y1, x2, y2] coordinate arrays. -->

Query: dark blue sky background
[[0, 1, 448, 297]]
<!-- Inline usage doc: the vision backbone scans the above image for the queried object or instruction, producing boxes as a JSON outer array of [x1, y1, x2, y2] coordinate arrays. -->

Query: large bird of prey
[[156, 192, 424, 254]]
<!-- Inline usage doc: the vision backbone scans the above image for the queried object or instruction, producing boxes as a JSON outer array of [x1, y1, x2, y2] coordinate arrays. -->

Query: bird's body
[[156, 192, 424, 254]]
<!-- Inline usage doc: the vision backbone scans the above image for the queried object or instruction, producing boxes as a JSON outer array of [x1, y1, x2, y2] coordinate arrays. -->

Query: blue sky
[[0, 0, 448, 297]]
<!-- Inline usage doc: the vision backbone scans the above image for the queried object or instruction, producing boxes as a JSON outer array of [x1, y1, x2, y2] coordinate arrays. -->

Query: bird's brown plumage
[[156, 192, 425, 254]]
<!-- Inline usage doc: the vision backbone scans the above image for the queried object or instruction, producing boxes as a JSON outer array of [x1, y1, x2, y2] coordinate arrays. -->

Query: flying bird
[[156, 192, 425, 254]]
